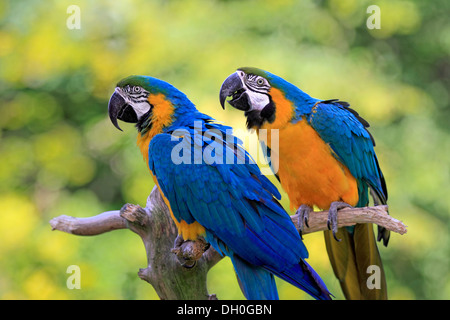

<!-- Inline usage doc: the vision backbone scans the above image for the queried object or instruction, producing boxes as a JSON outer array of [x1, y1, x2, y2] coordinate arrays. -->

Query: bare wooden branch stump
[[50, 186, 222, 300], [50, 186, 406, 300]]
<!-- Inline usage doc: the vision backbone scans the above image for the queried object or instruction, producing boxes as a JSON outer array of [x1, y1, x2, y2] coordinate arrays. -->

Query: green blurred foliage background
[[0, 0, 448, 300]]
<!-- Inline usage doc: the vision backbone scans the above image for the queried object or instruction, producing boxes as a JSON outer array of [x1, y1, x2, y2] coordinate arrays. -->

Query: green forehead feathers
[[238, 67, 268, 78], [117, 75, 148, 88]]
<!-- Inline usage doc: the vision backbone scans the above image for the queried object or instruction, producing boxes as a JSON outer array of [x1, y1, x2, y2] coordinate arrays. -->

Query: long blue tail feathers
[[231, 255, 279, 300], [231, 255, 331, 300], [276, 260, 332, 300]]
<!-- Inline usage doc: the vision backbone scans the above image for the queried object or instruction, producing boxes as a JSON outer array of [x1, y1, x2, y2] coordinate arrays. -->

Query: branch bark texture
[[294, 205, 407, 235], [50, 186, 221, 300], [50, 186, 407, 299]]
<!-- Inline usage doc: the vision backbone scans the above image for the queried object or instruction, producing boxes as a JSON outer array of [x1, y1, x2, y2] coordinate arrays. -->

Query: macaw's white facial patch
[[116, 87, 151, 119], [131, 100, 151, 118], [246, 90, 270, 111], [237, 71, 270, 111]]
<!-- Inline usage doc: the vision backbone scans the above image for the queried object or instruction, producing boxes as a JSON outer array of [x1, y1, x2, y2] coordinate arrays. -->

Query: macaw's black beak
[[219, 72, 250, 111], [108, 90, 138, 131]]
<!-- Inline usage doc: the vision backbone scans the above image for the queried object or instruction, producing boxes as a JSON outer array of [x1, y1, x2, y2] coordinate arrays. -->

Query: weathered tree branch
[[49, 211, 127, 235], [294, 205, 407, 235], [50, 186, 406, 300], [50, 186, 222, 300]]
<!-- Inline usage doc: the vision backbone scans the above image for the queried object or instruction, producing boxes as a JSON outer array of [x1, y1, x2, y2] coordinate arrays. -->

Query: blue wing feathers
[[148, 121, 330, 300], [308, 102, 387, 206]]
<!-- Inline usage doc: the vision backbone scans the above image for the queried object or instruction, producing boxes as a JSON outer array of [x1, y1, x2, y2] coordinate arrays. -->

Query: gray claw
[[327, 201, 352, 242], [296, 204, 313, 238]]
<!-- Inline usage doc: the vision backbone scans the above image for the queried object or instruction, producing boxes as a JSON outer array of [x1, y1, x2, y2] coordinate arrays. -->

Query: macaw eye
[[256, 78, 265, 86], [133, 86, 141, 93]]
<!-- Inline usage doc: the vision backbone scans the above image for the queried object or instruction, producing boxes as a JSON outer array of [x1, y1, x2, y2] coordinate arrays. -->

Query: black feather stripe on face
[[136, 108, 153, 133], [245, 99, 275, 129], [260, 99, 276, 122], [245, 110, 263, 129]]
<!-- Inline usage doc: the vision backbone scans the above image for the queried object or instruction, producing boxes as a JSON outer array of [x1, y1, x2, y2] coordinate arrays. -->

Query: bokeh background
[[0, 0, 449, 300]]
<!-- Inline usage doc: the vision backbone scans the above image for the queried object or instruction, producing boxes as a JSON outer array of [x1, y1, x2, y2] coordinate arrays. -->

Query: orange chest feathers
[[259, 89, 358, 210], [136, 93, 175, 164]]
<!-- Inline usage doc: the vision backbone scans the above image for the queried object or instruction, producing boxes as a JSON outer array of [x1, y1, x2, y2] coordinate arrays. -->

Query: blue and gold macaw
[[107, 75, 331, 300], [220, 67, 390, 300]]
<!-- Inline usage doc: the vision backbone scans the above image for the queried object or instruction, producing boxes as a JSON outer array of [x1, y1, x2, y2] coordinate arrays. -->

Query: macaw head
[[220, 67, 318, 129], [108, 75, 196, 133]]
